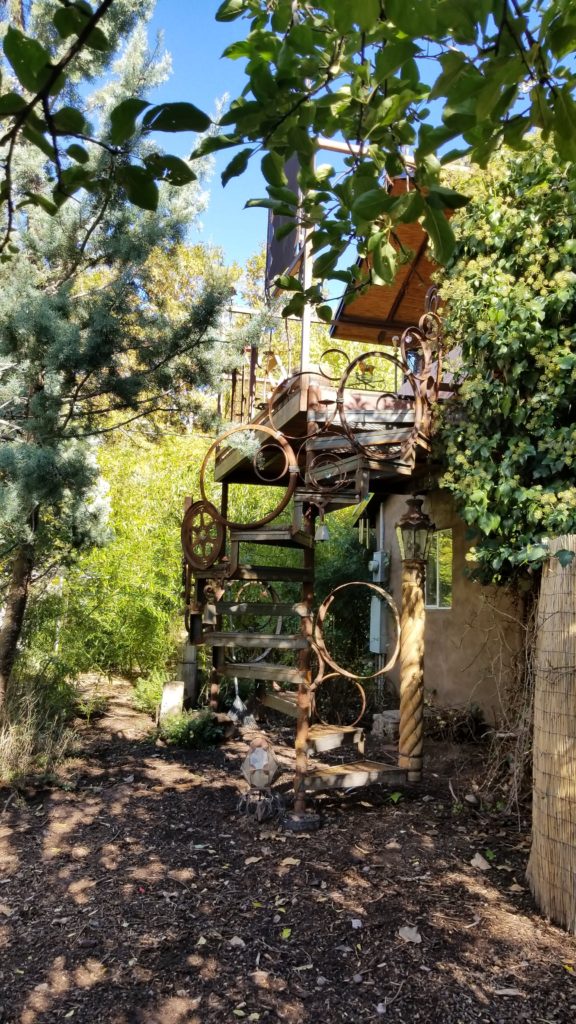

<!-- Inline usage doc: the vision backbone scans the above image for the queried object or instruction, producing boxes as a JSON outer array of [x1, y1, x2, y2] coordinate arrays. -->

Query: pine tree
[[0, 2, 233, 709]]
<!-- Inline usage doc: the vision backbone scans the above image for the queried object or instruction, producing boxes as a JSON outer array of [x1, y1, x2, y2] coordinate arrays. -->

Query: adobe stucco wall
[[384, 490, 524, 725]]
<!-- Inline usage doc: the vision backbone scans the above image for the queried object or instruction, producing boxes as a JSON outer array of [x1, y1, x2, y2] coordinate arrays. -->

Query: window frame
[[425, 528, 453, 610]]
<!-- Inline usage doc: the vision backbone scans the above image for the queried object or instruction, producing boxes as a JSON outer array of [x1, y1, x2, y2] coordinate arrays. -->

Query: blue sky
[[149, 1, 267, 269]]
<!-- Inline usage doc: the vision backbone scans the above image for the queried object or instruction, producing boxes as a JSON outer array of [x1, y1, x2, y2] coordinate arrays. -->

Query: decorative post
[[395, 497, 435, 783]]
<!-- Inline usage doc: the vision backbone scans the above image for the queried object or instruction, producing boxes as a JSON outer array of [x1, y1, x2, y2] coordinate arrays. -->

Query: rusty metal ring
[[253, 441, 290, 484], [312, 672, 367, 728], [336, 349, 423, 463], [200, 424, 299, 530], [307, 450, 349, 492], [317, 347, 350, 383], [267, 370, 338, 441], [181, 500, 225, 570], [313, 581, 400, 680]]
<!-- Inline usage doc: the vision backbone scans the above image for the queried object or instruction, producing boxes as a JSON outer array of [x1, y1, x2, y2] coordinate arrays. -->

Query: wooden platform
[[203, 631, 307, 650], [304, 760, 407, 792]]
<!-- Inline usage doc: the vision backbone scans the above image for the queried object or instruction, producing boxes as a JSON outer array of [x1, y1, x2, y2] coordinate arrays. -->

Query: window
[[426, 530, 453, 608]]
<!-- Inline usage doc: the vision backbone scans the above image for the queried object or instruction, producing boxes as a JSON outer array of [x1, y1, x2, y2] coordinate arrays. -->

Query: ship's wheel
[[181, 500, 224, 570]]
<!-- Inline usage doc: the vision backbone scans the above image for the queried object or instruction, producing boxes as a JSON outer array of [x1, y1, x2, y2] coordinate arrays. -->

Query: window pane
[[426, 535, 438, 606], [437, 531, 453, 608]]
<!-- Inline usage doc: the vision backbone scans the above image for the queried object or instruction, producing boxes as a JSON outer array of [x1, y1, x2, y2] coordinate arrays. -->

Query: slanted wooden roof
[[330, 178, 437, 346]]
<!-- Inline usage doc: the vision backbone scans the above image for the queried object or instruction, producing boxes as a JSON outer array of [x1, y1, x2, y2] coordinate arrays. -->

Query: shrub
[[158, 709, 223, 749], [133, 669, 167, 717], [0, 675, 75, 784]]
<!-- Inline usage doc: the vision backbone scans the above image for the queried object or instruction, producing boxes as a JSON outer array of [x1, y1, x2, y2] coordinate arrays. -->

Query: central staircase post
[[294, 502, 315, 813]]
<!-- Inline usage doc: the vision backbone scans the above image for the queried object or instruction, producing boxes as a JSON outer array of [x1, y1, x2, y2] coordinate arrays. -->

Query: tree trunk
[[527, 535, 576, 934], [0, 543, 35, 714]]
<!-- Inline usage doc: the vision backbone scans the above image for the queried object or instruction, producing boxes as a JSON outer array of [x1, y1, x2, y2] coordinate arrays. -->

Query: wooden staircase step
[[307, 723, 364, 754], [230, 564, 313, 583], [215, 601, 309, 618], [216, 663, 303, 684], [304, 760, 407, 792], [204, 632, 308, 650], [230, 527, 313, 549], [260, 690, 299, 717]]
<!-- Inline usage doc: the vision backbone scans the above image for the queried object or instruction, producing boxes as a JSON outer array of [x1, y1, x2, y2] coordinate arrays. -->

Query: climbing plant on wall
[[438, 142, 576, 584]]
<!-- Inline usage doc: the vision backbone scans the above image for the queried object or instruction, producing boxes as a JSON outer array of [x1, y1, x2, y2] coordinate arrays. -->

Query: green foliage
[[0, 1, 214, 250], [0, 671, 76, 783], [197, 0, 576, 309], [158, 709, 223, 749], [438, 142, 576, 583], [19, 433, 211, 678], [133, 669, 168, 716]]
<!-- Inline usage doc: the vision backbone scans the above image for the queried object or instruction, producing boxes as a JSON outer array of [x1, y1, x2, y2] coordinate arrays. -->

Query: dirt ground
[[1, 678, 575, 1024]]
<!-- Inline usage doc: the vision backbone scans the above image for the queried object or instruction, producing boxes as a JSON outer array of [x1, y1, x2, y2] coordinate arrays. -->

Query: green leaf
[[374, 40, 419, 83], [372, 239, 396, 283], [317, 304, 333, 323], [190, 133, 240, 158], [351, 189, 395, 221], [553, 87, 576, 162], [422, 201, 456, 265], [216, 0, 246, 21], [142, 103, 211, 134], [109, 98, 150, 145], [276, 274, 303, 291], [222, 147, 253, 186], [525, 544, 548, 563], [22, 125, 55, 160], [52, 106, 86, 134], [556, 549, 576, 568], [280, 927, 292, 940], [261, 152, 288, 187], [66, 143, 89, 164], [84, 26, 110, 52], [427, 185, 469, 210], [53, 7, 87, 39], [390, 190, 425, 223], [3, 27, 51, 93], [0, 92, 27, 116], [357, 0, 381, 30], [274, 220, 297, 241], [21, 192, 58, 215], [117, 165, 159, 211], [144, 154, 197, 185]]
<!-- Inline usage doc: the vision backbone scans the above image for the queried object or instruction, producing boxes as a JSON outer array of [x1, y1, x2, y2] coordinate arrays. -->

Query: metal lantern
[[395, 496, 436, 563], [241, 735, 280, 790]]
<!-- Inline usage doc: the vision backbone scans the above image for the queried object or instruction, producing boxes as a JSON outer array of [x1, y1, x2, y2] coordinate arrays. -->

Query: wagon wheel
[[181, 500, 225, 570]]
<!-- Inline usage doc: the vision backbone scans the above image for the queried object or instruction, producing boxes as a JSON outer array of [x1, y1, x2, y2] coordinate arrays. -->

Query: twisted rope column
[[398, 560, 426, 782]]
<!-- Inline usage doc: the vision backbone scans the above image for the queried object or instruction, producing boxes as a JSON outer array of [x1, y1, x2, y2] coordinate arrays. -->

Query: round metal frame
[[181, 500, 225, 570], [336, 349, 422, 463], [267, 369, 338, 441], [200, 424, 299, 530], [224, 581, 283, 664], [314, 581, 400, 680], [312, 671, 366, 729]]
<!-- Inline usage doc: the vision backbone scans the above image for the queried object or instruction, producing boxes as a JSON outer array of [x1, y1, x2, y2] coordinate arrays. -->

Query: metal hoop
[[314, 581, 400, 679], [253, 441, 290, 484], [313, 672, 366, 728], [267, 370, 338, 440], [336, 350, 423, 463], [199, 424, 299, 530]]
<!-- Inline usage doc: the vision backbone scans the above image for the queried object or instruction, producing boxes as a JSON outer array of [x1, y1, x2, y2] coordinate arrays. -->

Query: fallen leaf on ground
[[229, 935, 246, 948], [471, 852, 491, 871], [508, 883, 525, 892], [398, 925, 422, 944], [0, 904, 13, 916], [244, 856, 262, 865], [280, 857, 300, 867], [493, 988, 524, 997]]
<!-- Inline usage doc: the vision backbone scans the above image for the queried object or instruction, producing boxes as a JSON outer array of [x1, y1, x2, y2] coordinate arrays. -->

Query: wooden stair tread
[[204, 632, 308, 650], [260, 690, 300, 717], [230, 564, 313, 583], [215, 601, 309, 618], [217, 663, 303, 683], [230, 527, 313, 549], [304, 760, 407, 792]]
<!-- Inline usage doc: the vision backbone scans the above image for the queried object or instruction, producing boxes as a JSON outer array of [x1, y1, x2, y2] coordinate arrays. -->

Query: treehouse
[[181, 181, 459, 814]]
